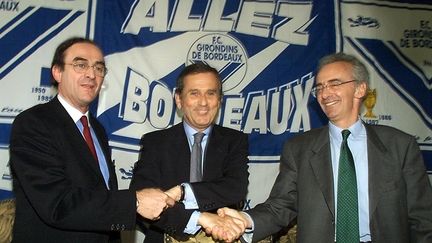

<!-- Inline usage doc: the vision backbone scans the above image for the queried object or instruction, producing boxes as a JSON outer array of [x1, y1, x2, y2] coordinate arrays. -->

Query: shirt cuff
[[242, 232, 253, 243], [184, 211, 201, 234], [241, 212, 254, 233], [241, 212, 254, 242], [182, 183, 199, 210]]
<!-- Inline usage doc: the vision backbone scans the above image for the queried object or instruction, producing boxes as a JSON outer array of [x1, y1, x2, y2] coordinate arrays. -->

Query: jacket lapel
[[202, 125, 223, 180], [89, 115, 117, 189], [309, 126, 335, 218], [365, 125, 394, 218], [51, 97, 107, 182], [173, 123, 192, 181], [308, 124, 395, 223]]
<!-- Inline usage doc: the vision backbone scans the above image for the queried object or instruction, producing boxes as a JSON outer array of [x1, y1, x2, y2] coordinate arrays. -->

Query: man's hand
[[164, 185, 182, 202], [198, 212, 245, 242], [217, 207, 252, 229], [136, 188, 175, 220]]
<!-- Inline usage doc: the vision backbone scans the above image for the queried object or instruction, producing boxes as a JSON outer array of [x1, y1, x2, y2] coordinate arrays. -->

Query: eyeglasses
[[310, 79, 356, 98], [65, 61, 108, 77]]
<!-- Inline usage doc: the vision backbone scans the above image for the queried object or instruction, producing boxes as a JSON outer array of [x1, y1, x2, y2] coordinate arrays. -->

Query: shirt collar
[[57, 94, 89, 125], [183, 121, 212, 141], [329, 118, 364, 142]]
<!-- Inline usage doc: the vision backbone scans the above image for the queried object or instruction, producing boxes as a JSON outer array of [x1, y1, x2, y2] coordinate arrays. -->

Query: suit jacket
[[248, 124, 432, 243], [130, 123, 249, 242], [10, 97, 136, 243]]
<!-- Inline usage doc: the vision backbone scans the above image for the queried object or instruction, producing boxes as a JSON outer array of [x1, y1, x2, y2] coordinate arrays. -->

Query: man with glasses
[[213, 52, 432, 243], [10, 37, 175, 243]]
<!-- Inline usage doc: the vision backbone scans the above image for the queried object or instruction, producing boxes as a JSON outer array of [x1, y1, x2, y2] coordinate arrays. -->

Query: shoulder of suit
[[141, 123, 182, 139], [13, 98, 58, 124], [295, 126, 327, 138], [282, 126, 328, 146], [212, 124, 246, 136], [365, 123, 413, 140]]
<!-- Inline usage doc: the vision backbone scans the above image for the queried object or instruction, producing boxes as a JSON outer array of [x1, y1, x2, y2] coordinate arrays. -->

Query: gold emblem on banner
[[363, 88, 377, 118]]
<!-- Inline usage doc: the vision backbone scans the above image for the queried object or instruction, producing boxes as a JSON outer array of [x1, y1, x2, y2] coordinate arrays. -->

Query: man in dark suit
[[129, 63, 249, 242], [215, 53, 432, 243], [9, 37, 174, 243]]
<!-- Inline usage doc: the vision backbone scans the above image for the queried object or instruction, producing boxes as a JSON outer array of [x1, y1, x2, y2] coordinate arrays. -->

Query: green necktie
[[336, 129, 359, 243]]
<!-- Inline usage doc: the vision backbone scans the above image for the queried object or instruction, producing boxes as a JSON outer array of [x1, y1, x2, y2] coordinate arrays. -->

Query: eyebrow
[[316, 79, 340, 85], [185, 88, 219, 94], [71, 57, 105, 65], [72, 57, 87, 62]]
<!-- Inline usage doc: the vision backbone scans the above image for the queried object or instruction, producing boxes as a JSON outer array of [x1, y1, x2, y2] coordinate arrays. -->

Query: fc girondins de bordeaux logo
[[186, 33, 248, 92]]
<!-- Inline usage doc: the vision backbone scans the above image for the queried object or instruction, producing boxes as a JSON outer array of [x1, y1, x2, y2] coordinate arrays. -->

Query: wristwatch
[[179, 184, 185, 202]]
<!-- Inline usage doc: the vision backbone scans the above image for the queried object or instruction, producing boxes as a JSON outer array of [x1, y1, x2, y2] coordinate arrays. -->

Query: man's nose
[[85, 66, 96, 78], [198, 95, 208, 105], [318, 88, 329, 99]]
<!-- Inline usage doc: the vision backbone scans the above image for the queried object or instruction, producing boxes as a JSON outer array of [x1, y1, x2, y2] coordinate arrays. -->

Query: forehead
[[316, 61, 352, 83], [64, 42, 103, 62], [183, 72, 220, 90]]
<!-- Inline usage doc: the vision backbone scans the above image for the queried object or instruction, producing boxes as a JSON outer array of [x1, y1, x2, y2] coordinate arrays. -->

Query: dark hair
[[50, 37, 99, 86], [175, 62, 223, 96], [317, 52, 369, 86]]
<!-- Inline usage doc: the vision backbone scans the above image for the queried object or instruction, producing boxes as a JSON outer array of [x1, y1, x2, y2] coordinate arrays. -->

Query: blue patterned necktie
[[336, 129, 359, 243], [190, 132, 204, 182]]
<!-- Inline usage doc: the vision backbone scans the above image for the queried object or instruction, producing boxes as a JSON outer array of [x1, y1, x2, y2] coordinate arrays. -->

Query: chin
[[195, 122, 212, 129], [197, 122, 212, 127], [81, 97, 96, 105]]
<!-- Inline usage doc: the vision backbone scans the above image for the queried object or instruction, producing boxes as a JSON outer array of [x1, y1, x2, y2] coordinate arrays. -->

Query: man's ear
[[51, 65, 62, 84], [174, 92, 182, 109], [354, 82, 367, 99]]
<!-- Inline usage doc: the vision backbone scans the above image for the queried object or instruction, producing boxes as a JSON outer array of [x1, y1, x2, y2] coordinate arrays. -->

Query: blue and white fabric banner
[[1, 0, 431, 215]]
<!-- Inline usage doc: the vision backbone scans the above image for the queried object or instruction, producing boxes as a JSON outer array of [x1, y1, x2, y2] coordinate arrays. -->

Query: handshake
[[135, 186, 251, 242], [198, 207, 251, 242]]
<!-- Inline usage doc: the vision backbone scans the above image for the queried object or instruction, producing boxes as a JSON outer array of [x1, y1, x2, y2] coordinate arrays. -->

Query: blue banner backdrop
[[1, 0, 431, 215]]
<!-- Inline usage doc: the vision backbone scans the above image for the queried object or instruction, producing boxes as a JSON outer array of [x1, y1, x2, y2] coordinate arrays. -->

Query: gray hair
[[317, 52, 369, 85]]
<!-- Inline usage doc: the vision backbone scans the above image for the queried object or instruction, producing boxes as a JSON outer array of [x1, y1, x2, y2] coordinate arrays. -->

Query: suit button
[[165, 234, 173, 242]]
